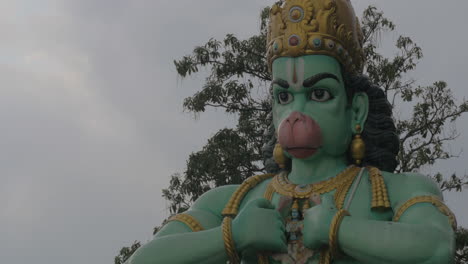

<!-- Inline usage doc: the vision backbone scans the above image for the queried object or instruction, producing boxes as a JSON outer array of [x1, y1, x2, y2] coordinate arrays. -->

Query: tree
[[116, 5, 468, 263], [114, 241, 141, 264]]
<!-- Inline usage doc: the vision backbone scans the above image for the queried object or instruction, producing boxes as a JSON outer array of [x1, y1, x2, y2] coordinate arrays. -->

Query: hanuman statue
[[127, 0, 457, 263]]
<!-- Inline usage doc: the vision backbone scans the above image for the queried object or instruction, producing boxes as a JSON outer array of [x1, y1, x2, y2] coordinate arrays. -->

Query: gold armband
[[222, 174, 275, 217], [329, 209, 350, 259], [167, 213, 205, 232], [393, 195, 457, 230], [222, 216, 240, 264]]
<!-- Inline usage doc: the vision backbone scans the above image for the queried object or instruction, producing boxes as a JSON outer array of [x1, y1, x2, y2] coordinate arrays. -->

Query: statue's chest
[[264, 196, 329, 264], [269, 206, 315, 264], [236, 167, 393, 264], [263, 190, 390, 264]]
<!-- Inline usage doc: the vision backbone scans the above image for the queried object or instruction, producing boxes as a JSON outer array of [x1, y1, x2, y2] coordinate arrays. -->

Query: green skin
[[127, 55, 455, 264]]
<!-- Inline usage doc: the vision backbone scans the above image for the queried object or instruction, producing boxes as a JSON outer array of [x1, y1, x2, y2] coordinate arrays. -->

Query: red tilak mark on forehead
[[293, 63, 298, 84]]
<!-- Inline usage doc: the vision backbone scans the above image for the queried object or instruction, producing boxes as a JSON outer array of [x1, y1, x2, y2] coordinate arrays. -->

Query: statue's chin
[[286, 147, 318, 159]]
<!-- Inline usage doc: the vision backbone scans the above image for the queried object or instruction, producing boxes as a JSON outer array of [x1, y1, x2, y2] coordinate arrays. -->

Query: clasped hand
[[231, 194, 337, 257], [232, 198, 288, 256], [302, 194, 337, 250]]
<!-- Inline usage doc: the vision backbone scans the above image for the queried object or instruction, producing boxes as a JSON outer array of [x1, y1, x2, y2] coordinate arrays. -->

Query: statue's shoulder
[[191, 174, 275, 218], [154, 185, 241, 238], [381, 170, 442, 207], [191, 185, 240, 217]]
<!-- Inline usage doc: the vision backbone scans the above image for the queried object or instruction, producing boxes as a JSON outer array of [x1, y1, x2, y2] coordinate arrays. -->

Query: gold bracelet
[[319, 248, 331, 264], [167, 213, 204, 232], [222, 216, 240, 263], [329, 209, 350, 259]]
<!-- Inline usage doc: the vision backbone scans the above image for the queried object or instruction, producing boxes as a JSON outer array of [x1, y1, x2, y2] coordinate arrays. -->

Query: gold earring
[[351, 124, 365, 165], [273, 143, 287, 169]]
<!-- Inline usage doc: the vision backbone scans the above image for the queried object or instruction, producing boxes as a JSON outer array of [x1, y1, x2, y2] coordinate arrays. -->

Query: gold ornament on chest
[[267, 165, 361, 209], [262, 166, 361, 264]]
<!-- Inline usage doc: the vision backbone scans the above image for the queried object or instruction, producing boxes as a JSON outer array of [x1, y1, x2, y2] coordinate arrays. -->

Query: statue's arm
[[126, 185, 239, 264], [338, 173, 455, 264]]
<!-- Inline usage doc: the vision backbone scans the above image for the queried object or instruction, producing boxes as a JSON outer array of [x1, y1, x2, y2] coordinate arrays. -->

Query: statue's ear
[[351, 92, 369, 133]]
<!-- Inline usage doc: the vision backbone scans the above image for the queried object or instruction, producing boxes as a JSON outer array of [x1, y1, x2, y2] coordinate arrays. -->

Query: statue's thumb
[[248, 198, 274, 210]]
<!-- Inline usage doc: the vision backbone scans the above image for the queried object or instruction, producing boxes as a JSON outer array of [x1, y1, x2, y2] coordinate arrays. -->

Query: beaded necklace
[[264, 165, 361, 263], [266, 165, 360, 212]]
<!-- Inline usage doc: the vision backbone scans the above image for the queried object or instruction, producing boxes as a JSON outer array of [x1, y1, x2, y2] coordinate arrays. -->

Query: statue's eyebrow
[[303, 73, 340, 87], [272, 78, 290, 89]]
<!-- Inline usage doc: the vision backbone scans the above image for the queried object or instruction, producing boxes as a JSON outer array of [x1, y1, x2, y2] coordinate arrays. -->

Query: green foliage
[[116, 5, 468, 263], [164, 8, 274, 213], [360, 7, 468, 176], [114, 241, 140, 264], [435, 173, 468, 193], [397, 81, 467, 172], [457, 227, 468, 263], [162, 128, 267, 213]]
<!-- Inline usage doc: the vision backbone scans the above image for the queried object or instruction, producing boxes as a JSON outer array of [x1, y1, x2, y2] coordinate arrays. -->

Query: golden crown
[[267, 0, 364, 74]]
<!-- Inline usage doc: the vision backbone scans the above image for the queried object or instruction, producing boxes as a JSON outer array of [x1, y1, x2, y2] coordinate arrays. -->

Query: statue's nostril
[[287, 111, 305, 125]]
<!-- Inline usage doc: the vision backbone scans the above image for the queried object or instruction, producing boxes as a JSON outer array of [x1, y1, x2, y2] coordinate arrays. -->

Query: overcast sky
[[0, 1, 467, 263]]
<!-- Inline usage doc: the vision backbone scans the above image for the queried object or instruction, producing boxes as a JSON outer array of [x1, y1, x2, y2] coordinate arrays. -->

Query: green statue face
[[272, 55, 369, 161]]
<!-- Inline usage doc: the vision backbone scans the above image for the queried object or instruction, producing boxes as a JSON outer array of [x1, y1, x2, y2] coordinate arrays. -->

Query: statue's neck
[[287, 155, 349, 185]]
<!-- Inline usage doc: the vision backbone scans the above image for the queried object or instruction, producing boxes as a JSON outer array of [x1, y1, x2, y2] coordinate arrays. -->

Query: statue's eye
[[278, 92, 294, 105], [310, 89, 332, 102]]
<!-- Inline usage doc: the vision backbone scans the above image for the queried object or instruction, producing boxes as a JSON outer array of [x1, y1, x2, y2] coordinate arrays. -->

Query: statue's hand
[[232, 198, 287, 255], [303, 194, 336, 250]]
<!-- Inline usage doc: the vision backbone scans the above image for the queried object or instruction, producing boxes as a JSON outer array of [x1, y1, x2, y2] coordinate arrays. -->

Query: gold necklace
[[271, 165, 359, 199]]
